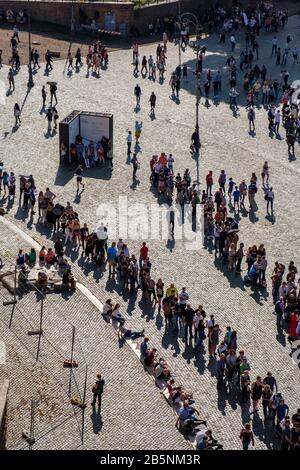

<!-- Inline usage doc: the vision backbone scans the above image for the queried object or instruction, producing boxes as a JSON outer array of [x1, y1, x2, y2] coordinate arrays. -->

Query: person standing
[[45, 108, 53, 132], [41, 85, 47, 108], [248, 107, 255, 132], [134, 83, 141, 107], [206, 171, 213, 196], [75, 164, 85, 192], [191, 127, 200, 154], [127, 130, 132, 155], [33, 49, 40, 69], [8, 68, 15, 92], [274, 109, 281, 133], [240, 423, 255, 450], [50, 82, 58, 106], [266, 187, 274, 214], [91, 373, 105, 410], [149, 92, 156, 114], [53, 107, 59, 129], [131, 153, 139, 180], [14, 103, 21, 126], [251, 376, 263, 413]]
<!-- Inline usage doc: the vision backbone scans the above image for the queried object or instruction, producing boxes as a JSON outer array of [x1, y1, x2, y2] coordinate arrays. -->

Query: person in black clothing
[[91, 373, 105, 409], [75, 165, 85, 192], [33, 49, 40, 69], [191, 126, 200, 153], [41, 86, 47, 108], [75, 48, 82, 67], [183, 304, 194, 342], [134, 83, 141, 106], [45, 50, 53, 71], [50, 83, 58, 106], [46, 108, 53, 132]]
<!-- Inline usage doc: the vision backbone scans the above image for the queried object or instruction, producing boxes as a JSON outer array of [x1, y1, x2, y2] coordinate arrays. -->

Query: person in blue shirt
[[233, 185, 241, 212], [176, 401, 204, 428], [2, 171, 10, 196], [276, 399, 289, 432], [140, 337, 149, 358], [107, 242, 117, 275]]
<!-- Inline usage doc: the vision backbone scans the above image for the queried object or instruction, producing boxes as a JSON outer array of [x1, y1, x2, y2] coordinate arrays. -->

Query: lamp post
[[177, 0, 181, 66], [27, 11, 34, 88], [178, 13, 200, 128], [179, 12, 201, 190]]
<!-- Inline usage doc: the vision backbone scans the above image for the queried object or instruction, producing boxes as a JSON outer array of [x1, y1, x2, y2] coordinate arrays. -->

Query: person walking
[[75, 164, 85, 192], [14, 103, 21, 126], [45, 49, 53, 71], [91, 373, 105, 410], [286, 131, 296, 155], [67, 52, 74, 71], [240, 423, 255, 450]]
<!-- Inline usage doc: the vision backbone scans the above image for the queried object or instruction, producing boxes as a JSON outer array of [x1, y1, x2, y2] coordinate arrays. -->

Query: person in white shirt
[[179, 287, 189, 312], [230, 34, 236, 52], [274, 110, 281, 133], [266, 186, 274, 213], [271, 36, 278, 55]]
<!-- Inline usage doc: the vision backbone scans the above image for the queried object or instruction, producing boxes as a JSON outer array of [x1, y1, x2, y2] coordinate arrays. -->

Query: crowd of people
[[1, 0, 300, 451]]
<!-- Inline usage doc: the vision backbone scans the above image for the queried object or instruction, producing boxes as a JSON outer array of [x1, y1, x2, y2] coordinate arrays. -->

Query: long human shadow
[[54, 163, 112, 187]]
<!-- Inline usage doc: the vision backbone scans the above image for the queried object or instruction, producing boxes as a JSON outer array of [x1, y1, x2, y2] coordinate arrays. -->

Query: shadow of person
[[130, 179, 140, 190], [248, 130, 256, 137], [288, 149, 296, 162], [12, 124, 19, 133], [90, 408, 103, 434], [166, 237, 175, 252], [134, 104, 140, 113]]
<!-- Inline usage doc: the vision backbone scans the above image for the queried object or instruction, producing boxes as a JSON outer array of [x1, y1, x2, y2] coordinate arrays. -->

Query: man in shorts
[[75, 165, 85, 192], [107, 242, 117, 275]]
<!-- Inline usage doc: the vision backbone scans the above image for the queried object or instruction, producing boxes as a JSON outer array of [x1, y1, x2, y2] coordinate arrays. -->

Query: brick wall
[[133, 0, 233, 34], [0, 1, 135, 31]]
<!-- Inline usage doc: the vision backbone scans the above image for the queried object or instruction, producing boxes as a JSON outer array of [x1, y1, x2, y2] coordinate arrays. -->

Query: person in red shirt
[[206, 171, 213, 196], [139, 242, 149, 267]]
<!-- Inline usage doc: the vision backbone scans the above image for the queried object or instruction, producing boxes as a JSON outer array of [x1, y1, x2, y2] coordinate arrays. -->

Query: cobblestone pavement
[[0, 222, 189, 450], [0, 16, 300, 449]]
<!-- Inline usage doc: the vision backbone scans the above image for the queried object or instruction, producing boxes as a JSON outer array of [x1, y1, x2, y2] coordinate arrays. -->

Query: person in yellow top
[[166, 283, 178, 298]]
